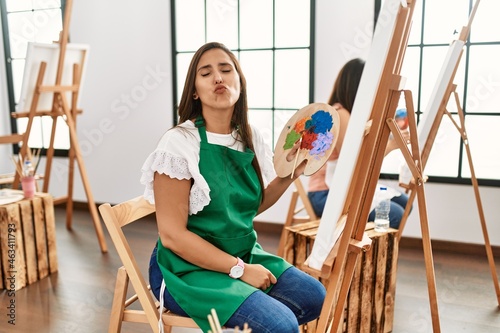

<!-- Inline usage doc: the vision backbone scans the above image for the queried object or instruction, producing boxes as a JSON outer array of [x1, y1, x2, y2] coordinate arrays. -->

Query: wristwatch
[[229, 257, 245, 279]]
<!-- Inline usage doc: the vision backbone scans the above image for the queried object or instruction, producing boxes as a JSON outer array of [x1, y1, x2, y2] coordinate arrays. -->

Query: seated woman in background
[[307, 58, 411, 229]]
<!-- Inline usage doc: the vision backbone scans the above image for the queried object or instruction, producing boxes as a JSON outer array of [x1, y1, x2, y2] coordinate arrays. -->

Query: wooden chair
[[277, 178, 318, 257], [98, 196, 199, 333]]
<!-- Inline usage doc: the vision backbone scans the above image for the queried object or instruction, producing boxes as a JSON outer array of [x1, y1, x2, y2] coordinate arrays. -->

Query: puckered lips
[[214, 84, 227, 94]]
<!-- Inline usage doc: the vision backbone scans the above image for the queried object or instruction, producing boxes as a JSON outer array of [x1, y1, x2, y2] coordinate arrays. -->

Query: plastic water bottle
[[22, 159, 35, 177], [374, 186, 390, 232], [395, 108, 409, 130]]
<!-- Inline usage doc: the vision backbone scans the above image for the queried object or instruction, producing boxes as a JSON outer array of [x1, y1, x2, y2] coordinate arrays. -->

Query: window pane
[[248, 109, 274, 148], [6, 0, 33, 12], [470, 0, 500, 43], [240, 50, 273, 108], [466, 45, 500, 113], [32, 9, 62, 42], [206, 0, 238, 49], [407, 0, 423, 45], [240, 0, 273, 49], [7, 10, 62, 58], [7, 0, 62, 11], [275, 0, 310, 48], [274, 49, 309, 109], [383, 0, 500, 184], [274, 109, 298, 149], [15, 115, 69, 150], [425, 115, 462, 177], [171, 0, 312, 150], [48, 117, 70, 150], [462, 115, 500, 180], [175, 53, 195, 102], [7, 12, 37, 57], [400, 46, 420, 107], [380, 148, 405, 175], [32, 0, 61, 10], [423, 0, 469, 44], [175, 0, 205, 51]]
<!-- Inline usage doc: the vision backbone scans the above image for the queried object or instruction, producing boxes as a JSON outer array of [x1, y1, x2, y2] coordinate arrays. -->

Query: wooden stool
[[0, 190, 58, 290], [283, 220, 399, 333]]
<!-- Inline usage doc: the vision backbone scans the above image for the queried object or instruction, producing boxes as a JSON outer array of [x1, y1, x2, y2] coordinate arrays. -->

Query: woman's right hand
[[240, 263, 277, 290]]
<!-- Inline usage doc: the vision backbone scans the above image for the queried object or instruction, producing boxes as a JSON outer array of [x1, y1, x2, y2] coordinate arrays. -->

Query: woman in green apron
[[142, 42, 326, 333]]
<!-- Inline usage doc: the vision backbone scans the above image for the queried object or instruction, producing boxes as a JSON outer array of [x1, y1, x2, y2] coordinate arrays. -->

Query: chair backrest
[[98, 196, 160, 330]]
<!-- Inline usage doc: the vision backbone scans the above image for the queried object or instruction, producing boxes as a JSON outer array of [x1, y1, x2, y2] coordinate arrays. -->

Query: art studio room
[[0, 0, 499, 332]]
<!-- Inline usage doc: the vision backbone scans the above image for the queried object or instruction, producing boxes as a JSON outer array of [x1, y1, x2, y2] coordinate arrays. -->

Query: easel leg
[[59, 93, 108, 253], [43, 115, 57, 194], [388, 89, 442, 331], [396, 185, 416, 240], [315, 241, 349, 333], [462, 140, 500, 305], [415, 183, 441, 332], [330, 251, 359, 331], [66, 109, 76, 230], [447, 91, 500, 305]]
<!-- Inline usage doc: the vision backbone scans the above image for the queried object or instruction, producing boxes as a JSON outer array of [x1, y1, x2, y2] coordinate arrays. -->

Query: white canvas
[[16, 42, 89, 112], [308, 0, 407, 270], [399, 40, 465, 185]]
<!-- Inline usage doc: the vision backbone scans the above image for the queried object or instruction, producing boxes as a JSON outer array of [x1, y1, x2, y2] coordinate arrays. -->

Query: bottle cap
[[395, 108, 407, 118]]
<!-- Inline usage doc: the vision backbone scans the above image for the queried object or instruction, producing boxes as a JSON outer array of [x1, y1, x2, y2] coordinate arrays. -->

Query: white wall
[[63, 0, 173, 204], [1, 0, 499, 247]]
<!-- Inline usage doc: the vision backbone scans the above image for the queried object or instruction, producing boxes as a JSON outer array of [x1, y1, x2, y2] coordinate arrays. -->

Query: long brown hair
[[328, 58, 365, 112], [177, 42, 265, 200]]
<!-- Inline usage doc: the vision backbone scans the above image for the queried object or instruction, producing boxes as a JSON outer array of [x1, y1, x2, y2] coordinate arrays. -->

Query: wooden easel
[[10, 0, 108, 253], [396, 0, 500, 306], [300, 1, 443, 332]]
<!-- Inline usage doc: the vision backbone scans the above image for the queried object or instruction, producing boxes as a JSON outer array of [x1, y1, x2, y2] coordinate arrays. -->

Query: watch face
[[230, 265, 244, 278]]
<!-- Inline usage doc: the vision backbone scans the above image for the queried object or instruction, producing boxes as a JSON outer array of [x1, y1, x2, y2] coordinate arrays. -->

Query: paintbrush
[[291, 136, 303, 179]]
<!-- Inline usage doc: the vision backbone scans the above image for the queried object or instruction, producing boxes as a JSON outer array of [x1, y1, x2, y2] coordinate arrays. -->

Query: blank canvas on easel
[[15, 42, 89, 148], [308, 0, 406, 270], [17, 42, 89, 113]]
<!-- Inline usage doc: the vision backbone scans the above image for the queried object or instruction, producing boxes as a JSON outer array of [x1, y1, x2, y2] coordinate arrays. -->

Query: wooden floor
[[1, 206, 500, 333]]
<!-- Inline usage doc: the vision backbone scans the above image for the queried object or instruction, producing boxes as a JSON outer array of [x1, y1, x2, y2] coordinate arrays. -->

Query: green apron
[[156, 119, 291, 332]]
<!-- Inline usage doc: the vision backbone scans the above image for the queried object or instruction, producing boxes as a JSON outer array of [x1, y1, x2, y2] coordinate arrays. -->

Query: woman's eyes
[[200, 69, 232, 77]]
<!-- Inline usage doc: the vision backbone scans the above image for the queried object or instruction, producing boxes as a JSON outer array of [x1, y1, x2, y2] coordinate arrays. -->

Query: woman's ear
[[193, 92, 199, 100]]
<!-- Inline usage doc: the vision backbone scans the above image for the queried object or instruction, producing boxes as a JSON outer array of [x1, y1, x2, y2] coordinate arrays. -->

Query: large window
[[1, 0, 66, 153], [381, 0, 500, 186], [171, 0, 314, 149]]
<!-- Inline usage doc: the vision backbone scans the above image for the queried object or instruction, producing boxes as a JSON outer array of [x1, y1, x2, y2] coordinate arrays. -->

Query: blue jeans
[[149, 246, 326, 333], [308, 190, 411, 229]]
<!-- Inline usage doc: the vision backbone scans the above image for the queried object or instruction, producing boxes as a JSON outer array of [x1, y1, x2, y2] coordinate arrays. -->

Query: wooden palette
[[274, 103, 340, 178]]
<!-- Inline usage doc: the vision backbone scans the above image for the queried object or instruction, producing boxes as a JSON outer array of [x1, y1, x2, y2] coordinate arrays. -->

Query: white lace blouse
[[140, 120, 276, 215]]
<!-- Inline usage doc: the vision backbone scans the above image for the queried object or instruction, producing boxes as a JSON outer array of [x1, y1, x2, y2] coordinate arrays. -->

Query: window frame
[[169, 0, 316, 149], [377, 0, 500, 187], [0, 0, 68, 157]]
